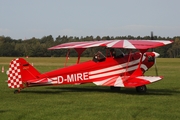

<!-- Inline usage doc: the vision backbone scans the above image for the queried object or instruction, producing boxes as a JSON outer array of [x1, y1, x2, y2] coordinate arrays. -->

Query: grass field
[[0, 57, 180, 120]]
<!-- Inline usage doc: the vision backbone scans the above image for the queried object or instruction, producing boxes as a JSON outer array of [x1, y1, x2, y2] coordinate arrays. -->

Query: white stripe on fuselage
[[89, 65, 138, 79], [89, 56, 145, 75]]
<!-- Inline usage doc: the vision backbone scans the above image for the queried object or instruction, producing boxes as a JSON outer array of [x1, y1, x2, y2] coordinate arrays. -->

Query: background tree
[[0, 35, 177, 58]]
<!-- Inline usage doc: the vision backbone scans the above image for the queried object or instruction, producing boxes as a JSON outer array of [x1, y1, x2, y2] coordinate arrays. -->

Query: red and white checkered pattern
[[8, 58, 23, 88]]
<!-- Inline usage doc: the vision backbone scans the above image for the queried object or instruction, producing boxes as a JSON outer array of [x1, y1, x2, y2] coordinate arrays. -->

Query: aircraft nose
[[152, 52, 160, 58]]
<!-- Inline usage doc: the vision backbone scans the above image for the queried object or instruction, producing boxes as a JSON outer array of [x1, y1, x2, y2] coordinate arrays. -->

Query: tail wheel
[[14, 90, 20, 94], [136, 85, 147, 93]]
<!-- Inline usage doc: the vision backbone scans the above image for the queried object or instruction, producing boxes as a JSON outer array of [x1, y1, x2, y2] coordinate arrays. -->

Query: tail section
[[8, 58, 41, 89]]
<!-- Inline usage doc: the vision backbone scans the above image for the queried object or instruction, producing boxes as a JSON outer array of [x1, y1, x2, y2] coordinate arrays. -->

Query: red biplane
[[7, 39, 173, 93]]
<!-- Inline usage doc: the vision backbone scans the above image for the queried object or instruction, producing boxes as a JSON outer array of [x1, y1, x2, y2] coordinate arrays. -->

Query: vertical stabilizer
[[8, 58, 23, 88], [8, 58, 41, 89]]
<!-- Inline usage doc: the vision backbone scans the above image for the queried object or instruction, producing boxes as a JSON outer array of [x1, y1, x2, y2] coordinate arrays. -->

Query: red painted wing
[[48, 40, 173, 50], [93, 76, 163, 87]]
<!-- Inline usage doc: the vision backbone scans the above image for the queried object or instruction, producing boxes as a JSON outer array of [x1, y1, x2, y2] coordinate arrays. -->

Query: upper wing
[[48, 40, 173, 50]]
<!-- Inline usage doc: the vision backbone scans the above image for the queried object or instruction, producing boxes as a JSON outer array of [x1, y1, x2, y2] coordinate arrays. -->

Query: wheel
[[110, 86, 121, 91], [14, 90, 20, 94], [136, 85, 147, 93]]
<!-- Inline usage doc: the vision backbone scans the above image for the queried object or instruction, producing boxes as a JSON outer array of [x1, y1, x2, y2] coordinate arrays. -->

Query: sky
[[0, 0, 180, 39]]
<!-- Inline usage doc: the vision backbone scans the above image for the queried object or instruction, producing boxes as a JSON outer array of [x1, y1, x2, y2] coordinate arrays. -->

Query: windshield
[[93, 51, 106, 62]]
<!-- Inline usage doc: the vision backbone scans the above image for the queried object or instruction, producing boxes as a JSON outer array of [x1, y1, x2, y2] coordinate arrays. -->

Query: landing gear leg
[[136, 85, 147, 93]]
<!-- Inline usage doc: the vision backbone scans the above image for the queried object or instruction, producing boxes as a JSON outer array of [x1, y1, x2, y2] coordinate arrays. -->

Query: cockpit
[[93, 51, 106, 62], [92, 48, 125, 62], [109, 48, 125, 58]]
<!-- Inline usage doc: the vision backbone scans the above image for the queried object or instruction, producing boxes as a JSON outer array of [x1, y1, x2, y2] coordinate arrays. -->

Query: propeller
[[154, 58, 158, 76], [151, 31, 159, 76], [153, 52, 159, 76]]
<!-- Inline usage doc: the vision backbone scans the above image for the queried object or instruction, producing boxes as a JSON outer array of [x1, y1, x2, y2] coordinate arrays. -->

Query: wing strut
[[64, 49, 70, 67], [64, 48, 86, 67], [131, 49, 148, 77], [124, 49, 132, 77], [75, 48, 86, 64]]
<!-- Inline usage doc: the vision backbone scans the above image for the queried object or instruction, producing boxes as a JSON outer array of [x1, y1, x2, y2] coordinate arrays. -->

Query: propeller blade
[[151, 32, 158, 76], [154, 58, 158, 76], [153, 51, 159, 76]]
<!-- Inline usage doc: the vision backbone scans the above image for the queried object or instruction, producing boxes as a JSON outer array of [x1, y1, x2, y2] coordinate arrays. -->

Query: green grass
[[0, 57, 180, 120]]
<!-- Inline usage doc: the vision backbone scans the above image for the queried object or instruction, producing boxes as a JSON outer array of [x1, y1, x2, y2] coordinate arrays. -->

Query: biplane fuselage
[[36, 52, 154, 86]]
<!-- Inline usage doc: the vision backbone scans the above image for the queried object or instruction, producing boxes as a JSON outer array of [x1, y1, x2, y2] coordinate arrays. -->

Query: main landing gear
[[110, 85, 147, 93], [136, 85, 147, 93]]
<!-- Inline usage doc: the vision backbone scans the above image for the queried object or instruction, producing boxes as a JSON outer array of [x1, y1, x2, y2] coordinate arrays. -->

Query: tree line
[[0, 35, 179, 58]]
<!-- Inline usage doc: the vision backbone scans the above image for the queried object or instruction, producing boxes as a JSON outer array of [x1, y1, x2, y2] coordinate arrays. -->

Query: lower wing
[[93, 76, 163, 88]]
